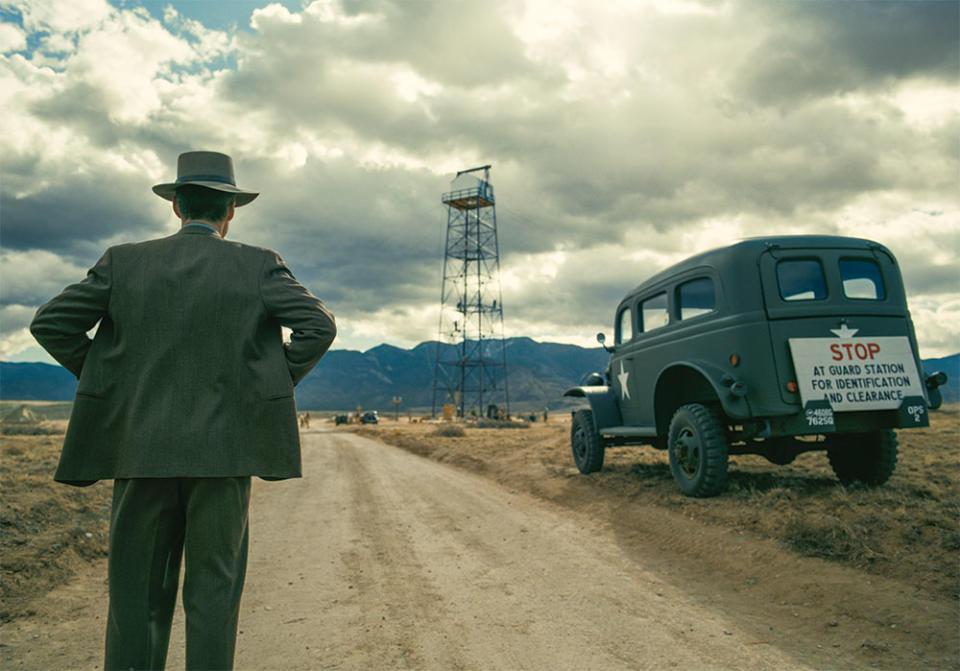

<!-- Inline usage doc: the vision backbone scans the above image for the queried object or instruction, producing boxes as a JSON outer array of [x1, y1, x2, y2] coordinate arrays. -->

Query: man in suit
[[30, 151, 336, 670]]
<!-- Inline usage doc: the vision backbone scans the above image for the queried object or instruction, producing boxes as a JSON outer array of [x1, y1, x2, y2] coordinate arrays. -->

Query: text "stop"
[[830, 342, 880, 361]]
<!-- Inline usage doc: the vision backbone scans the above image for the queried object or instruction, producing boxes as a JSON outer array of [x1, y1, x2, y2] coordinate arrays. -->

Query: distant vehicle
[[565, 235, 948, 497], [335, 414, 348, 425], [361, 411, 379, 424]]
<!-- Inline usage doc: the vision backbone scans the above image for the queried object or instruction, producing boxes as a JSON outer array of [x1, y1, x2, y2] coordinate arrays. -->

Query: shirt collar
[[182, 222, 221, 237]]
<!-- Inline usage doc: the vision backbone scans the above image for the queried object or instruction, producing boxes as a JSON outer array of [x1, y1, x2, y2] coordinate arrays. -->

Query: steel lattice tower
[[432, 165, 509, 419]]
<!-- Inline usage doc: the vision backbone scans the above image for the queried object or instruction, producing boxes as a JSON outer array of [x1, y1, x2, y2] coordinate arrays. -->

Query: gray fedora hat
[[152, 151, 259, 206]]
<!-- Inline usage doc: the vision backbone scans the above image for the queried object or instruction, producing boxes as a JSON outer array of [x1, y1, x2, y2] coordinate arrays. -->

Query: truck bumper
[[757, 394, 930, 438]]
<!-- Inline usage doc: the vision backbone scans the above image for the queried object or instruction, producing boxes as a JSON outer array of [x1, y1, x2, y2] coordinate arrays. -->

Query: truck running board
[[600, 426, 658, 438]]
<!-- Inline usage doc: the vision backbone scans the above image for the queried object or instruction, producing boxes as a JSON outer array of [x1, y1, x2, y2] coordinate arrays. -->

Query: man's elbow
[[29, 312, 54, 347], [325, 317, 337, 346], [313, 326, 336, 361], [314, 311, 337, 351], [301, 315, 337, 358]]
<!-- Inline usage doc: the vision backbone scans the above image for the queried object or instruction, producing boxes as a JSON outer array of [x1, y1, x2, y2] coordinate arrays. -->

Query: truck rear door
[[758, 245, 927, 415]]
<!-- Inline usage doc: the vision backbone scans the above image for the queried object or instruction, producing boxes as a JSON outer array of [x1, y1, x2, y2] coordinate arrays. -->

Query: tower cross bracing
[[432, 165, 509, 419]]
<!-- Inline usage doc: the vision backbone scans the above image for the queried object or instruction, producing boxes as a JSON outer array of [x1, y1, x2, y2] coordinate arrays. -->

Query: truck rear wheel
[[571, 409, 605, 474], [668, 404, 729, 497], [826, 430, 898, 486]]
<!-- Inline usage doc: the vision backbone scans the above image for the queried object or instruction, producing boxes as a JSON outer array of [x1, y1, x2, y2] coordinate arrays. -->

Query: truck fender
[[563, 385, 623, 430], [655, 360, 751, 421]]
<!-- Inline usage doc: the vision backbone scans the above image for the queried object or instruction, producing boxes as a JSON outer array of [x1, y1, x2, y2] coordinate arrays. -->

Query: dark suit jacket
[[30, 226, 336, 485]]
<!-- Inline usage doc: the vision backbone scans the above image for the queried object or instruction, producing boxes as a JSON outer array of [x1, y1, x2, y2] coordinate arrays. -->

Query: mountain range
[[2, 340, 956, 412], [0, 338, 609, 413]]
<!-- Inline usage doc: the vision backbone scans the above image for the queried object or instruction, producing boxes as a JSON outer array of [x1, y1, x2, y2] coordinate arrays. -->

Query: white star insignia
[[617, 361, 630, 400], [830, 324, 859, 338]]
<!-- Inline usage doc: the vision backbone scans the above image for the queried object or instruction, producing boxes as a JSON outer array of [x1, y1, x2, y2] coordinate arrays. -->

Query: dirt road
[[4, 428, 820, 670]]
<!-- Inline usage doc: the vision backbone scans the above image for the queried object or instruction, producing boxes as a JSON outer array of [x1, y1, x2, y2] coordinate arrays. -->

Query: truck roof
[[625, 234, 893, 298]]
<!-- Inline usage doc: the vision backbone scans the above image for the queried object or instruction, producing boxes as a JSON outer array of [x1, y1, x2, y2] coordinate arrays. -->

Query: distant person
[[30, 151, 336, 670]]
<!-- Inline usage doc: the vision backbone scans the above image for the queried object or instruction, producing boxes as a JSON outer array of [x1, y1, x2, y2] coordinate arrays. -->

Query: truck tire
[[826, 430, 898, 486], [667, 404, 729, 497], [571, 409, 605, 474]]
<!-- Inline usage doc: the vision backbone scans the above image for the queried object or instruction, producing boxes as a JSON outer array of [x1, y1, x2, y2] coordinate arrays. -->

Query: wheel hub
[[674, 427, 701, 477], [573, 426, 586, 459]]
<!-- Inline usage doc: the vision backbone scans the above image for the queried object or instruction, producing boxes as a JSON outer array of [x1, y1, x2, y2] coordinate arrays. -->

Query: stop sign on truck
[[790, 336, 924, 411]]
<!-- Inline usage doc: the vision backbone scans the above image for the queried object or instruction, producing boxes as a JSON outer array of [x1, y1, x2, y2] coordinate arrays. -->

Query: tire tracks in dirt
[[220, 430, 813, 670]]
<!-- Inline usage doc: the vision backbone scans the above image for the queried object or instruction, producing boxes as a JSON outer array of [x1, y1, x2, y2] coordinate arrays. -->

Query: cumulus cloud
[[736, 0, 959, 106], [0, 20, 24, 51], [1, 0, 958, 359], [0, 306, 41, 359], [15, 0, 114, 35], [0, 250, 90, 305]]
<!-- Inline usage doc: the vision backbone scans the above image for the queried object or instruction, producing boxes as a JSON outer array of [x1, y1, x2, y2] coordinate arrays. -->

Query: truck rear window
[[777, 259, 826, 301], [840, 258, 885, 300]]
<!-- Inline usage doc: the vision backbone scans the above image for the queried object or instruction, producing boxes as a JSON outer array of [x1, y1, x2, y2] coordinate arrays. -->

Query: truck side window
[[617, 307, 634, 343], [640, 293, 669, 332], [777, 259, 826, 301], [678, 278, 715, 320], [840, 258, 885, 300]]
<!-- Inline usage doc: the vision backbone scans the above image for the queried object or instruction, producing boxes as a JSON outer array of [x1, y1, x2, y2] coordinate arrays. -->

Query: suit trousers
[[104, 477, 251, 671]]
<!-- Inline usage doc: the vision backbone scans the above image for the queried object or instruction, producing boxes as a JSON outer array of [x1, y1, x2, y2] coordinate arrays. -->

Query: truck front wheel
[[826, 430, 898, 486], [571, 409, 605, 474], [668, 404, 729, 497]]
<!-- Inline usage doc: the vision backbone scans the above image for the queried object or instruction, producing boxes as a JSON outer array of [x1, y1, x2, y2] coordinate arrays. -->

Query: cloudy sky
[[1, 0, 958, 365]]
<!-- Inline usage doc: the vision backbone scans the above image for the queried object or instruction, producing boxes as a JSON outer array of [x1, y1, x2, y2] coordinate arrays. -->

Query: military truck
[[565, 235, 948, 497]]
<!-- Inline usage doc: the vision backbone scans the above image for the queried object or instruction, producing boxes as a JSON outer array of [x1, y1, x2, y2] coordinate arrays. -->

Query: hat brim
[[153, 181, 259, 207]]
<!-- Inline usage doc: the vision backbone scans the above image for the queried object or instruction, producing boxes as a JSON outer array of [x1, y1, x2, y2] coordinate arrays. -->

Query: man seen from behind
[[30, 150, 336, 670]]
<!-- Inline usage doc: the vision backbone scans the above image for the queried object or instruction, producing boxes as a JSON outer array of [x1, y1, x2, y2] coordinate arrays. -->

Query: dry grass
[[1, 423, 65, 436], [0, 428, 111, 621], [472, 419, 530, 429]]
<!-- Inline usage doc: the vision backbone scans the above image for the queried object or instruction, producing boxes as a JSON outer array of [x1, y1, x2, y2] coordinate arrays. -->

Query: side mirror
[[597, 332, 613, 353]]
